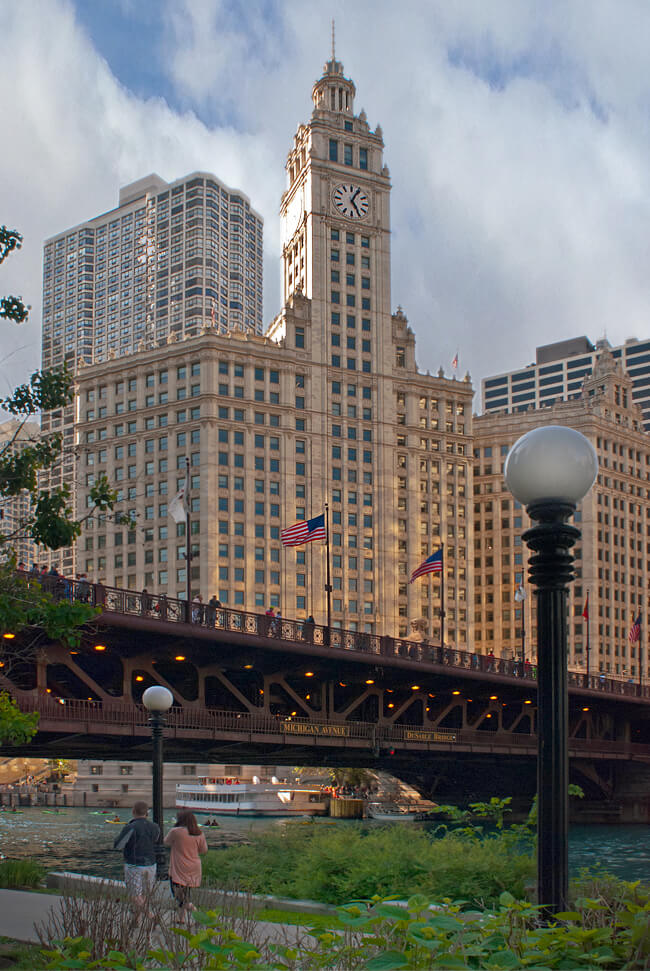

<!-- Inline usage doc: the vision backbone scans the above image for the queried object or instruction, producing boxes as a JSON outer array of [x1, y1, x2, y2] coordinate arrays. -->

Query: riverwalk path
[[0, 886, 316, 947]]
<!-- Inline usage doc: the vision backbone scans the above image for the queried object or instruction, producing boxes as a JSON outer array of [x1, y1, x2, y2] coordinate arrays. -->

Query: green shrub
[[0, 858, 44, 888], [202, 822, 536, 906], [41, 889, 650, 969]]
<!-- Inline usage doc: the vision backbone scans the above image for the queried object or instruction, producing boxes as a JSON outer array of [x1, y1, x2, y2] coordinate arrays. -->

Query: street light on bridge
[[142, 684, 174, 879], [504, 425, 597, 918]]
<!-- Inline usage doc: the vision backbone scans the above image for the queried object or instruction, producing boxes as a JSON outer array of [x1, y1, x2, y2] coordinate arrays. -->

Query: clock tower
[[268, 52, 474, 646], [280, 53, 392, 368]]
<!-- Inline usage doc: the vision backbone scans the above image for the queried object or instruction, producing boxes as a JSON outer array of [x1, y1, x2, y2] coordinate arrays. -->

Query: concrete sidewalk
[[0, 887, 317, 948], [0, 888, 57, 943]]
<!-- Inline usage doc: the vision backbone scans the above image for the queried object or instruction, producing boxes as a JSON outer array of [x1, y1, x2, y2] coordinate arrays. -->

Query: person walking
[[113, 801, 160, 914], [192, 594, 204, 624], [264, 605, 275, 636], [303, 614, 315, 644], [270, 610, 282, 637], [207, 595, 220, 627], [164, 810, 208, 918]]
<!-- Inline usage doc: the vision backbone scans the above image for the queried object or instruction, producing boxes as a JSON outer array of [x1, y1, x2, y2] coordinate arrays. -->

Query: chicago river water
[[0, 808, 648, 883]]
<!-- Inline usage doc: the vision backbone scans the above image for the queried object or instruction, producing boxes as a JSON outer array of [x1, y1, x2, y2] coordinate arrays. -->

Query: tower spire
[[331, 18, 335, 61]]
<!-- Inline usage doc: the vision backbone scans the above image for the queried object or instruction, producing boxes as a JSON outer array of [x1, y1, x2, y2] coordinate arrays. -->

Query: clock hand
[[351, 198, 361, 216], [350, 188, 360, 204]]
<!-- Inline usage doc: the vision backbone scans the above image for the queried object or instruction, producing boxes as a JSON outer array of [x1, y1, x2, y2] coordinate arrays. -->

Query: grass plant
[[0, 859, 44, 889]]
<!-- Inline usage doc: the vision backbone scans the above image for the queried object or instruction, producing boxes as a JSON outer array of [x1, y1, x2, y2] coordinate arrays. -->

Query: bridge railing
[[14, 571, 650, 701], [16, 694, 650, 759]]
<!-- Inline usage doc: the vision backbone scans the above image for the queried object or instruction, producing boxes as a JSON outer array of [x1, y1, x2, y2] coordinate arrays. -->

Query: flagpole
[[639, 615, 643, 695], [185, 456, 191, 621], [324, 502, 331, 646], [440, 542, 445, 650], [521, 591, 526, 667], [585, 594, 590, 687]]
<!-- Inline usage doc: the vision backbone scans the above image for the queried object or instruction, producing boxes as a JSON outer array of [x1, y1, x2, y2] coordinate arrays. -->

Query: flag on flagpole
[[211, 300, 216, 326], [514, 583, 526, 603], [452, 351, 459, 371], [582, 594, 589, 622], [281, 513, 326, 547], [169, 463, 189, 524], [629, 614, 641, 643], [409, 547, 443, 584]]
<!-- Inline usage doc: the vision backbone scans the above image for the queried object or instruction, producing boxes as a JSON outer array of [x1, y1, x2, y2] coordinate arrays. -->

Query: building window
[[329, 139, 338, 162], [359, 147, 368, 170], [344, 143, 353, 166]]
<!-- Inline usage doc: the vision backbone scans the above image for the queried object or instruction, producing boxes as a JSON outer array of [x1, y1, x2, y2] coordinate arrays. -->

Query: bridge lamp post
[[142, 685, 174, 878], [504, 425, 597, 918]]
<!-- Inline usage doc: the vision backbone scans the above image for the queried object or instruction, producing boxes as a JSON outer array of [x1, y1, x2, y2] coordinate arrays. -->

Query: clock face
[[332, 183, 369, 220]]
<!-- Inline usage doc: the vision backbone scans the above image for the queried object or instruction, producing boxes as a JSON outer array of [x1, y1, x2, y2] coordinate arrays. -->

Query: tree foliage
[[0, 691, 38, 745], [0, 560, 100, 654]]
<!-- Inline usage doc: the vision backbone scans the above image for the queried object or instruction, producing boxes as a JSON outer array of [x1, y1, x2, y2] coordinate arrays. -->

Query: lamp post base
[[155, 842, 169, 881]]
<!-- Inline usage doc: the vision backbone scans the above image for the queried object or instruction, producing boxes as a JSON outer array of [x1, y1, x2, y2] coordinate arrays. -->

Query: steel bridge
[[3, 578, 650, 813]]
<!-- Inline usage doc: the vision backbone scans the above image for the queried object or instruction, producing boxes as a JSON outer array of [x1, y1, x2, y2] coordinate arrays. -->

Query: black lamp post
[[142, 684, 174, 879], [504, 425, 598, 918]]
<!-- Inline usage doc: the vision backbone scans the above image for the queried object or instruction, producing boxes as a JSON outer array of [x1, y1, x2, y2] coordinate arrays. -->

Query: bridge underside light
[[582, 706, 590, 712], [94, 644, 106, 652], [365, 679, 374, 685], [490, 695, 498, 701], [524, 699, 532, 705], [243, 663, 253, 669], [2, 632, 15, 640], [452, 690, 461, 696], [135, 675, 144, 682], [175, 655, 186, 661]]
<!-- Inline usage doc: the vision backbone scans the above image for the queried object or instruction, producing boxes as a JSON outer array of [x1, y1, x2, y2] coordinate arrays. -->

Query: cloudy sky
[[2, 0, 650, 409]]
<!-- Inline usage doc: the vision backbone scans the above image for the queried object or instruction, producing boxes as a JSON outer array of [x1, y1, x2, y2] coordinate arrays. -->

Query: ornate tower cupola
[[311, 28, 356, 115]]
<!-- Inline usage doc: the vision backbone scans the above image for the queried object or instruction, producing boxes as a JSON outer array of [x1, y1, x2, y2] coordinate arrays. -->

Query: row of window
[[328, 139, 369, 169], [85, 410, 201, 440]]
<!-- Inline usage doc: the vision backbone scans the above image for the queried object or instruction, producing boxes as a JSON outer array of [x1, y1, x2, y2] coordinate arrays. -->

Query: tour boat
[[175, 777, 329, 817]]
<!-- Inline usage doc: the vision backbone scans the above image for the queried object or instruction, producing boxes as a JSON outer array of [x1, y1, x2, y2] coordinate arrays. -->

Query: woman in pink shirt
[[164, 810, 208, 915]]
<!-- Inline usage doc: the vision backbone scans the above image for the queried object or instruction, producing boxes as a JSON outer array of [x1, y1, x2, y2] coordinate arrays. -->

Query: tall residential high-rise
[[40, 172, 263, 575], [474, 346, 650, 680], [73, 55, 474, 644], [482, 335, 650, 430]]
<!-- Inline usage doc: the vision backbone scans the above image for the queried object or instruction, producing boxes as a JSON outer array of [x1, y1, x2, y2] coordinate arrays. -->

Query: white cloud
[[2, 0, 650, 408]]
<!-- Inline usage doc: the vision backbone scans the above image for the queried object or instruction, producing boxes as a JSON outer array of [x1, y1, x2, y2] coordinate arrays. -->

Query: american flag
[[629, 614, 641, 643], [452, 351, 459, 370], [582, 594, 589, 622], [409, 547, 443, 584], [281, 513, 326, 547]]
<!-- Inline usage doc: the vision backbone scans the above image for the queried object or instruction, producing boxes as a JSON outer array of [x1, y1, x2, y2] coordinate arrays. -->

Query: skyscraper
[[40, 172, 263, 575], [73, 54, 474, 644], [482, 335, 650, 430]]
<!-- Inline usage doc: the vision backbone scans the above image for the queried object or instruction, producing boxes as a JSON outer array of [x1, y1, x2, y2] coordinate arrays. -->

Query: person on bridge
[[303, 615, 315, 643], [164, 810, 208, 919], [113, 801, 160, 914]]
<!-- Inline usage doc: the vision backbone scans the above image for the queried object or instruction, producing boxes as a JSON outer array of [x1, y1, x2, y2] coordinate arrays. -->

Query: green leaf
[[365, 951, 409, 970], [499, 891, 516, 907]]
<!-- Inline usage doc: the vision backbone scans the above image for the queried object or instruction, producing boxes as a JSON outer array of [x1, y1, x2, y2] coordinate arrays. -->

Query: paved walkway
[[0, 888, 314, 948]]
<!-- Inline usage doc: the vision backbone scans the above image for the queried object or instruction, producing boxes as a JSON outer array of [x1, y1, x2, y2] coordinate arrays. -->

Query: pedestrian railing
[[14, 694, 650, 759], [14, 571, 650, 701]]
